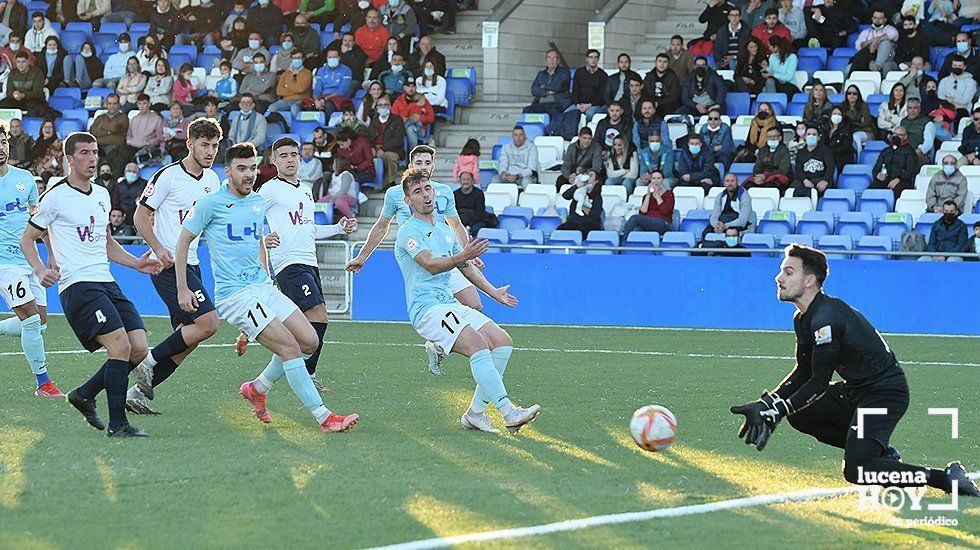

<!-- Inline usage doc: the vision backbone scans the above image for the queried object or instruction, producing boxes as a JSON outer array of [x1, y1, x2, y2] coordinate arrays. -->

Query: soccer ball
[[630, 405, 677, 452]]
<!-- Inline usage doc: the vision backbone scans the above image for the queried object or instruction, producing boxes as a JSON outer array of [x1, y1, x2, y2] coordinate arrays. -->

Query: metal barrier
[[316, 241, 352, 315]]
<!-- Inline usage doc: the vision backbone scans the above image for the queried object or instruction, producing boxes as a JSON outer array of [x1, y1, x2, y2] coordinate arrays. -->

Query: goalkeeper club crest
[[814, 325, 832, 345]]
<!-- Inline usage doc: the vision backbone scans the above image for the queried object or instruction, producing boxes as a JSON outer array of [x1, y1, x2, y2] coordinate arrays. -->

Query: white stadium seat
[[484, 192, 513, 214], [486, 183, 519, 206]]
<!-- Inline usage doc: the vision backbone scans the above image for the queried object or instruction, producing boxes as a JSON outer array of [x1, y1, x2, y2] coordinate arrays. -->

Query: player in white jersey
[[21, 133, 164, 437], [0, 123, 64, 397], [345, 144, 483, 375], [127, 118, 224, 414], [256, 137, 356, 392]]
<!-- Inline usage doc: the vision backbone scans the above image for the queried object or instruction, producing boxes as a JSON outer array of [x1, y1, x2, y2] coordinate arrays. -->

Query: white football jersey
[[29, 179, 113, 292], [258, 177, 318, 275], [139, 161, 220, 266]]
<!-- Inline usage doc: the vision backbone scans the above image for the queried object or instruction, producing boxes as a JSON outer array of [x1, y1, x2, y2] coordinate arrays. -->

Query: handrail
[[485, 0, 525, 23], [590, 0, 632, 23]]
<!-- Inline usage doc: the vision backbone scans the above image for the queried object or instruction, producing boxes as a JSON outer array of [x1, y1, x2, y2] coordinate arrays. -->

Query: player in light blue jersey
[[0, 123, 65, 398], [346, 144, 485, 375], [176, 142, 359, 433], [394, 168, 540, 434]]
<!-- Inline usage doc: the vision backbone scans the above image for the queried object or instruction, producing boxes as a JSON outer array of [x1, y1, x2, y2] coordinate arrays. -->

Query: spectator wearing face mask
[[94, 34, 132, 89], [870, 125, 917, 199], [113, 163, 147, 224], [676, 133, 721, 193], [733, 102, 775, 163], [919, 201, 967, 261], [937, 55, 978, 120], [745, 127, 792, 192], [849, 9, 899, 74], [232, 33, 270, 75], [377, 53, 413, 97], [823, 106, 856, 173], [680, 56, 727, 116], [699, 107, 735, 169], [792, 125, 835, 198], [311, 48, 353, 117], [637, 129, 675, 184], [937, 33, 979, 80], [925, 155, 968, 213]]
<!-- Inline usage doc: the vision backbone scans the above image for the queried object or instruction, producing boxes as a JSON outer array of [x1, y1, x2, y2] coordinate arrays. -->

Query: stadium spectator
[[733, 101, 774, 163], [792, 125, 835, 197], [355, 9, 390, 65], [1, 51, 45, 116], [638, 129, 675, 184], [926, 156, 968, 213], [746, 127, 791, 191], [332, 33, 368, 93], [90, 93, 129, 174], [778, 0, 806, 47], [113, 163, 145, 223], [787, 121, 807, 163], [714, 6, 748, 70], [378, 53, 413, 97], [109, 208, 137, 238], [632, 99, 668, 150], [604, 53, 641, 106], [150, 0, 187, 48], [870, 125, 916, 198], [604, 135, 639, 194], [115, 56, 147, 111], [37, 36, 67, 93], [408, 35, 445, 77], [842, 85, 875, 150], [700, 107, 735, 168], [236, 53, 277, 111], [680, 56, 727, 116], [227, 94, 267, 154], [268, 51, 312, 117], [895, 16, 930, 69], [496, 126, 539, 187], [452, 138, 479, 184], [569, 49, 608, 122], [930, 104, 956, 143], [666, 35, 695, 80], [556, 127, 601, 191], [899, 98, 934, 166], [919, 78, 940, 114], [24, 13, 56, 55], [232, 33, 269, 75], [189, 98, 225, 127], [337, 105, 366, 134], [523, 49, 571, 117], [30, 119, 62, 180], [310, 126, 336, 169], [162, 102, 189, 159], [751, 8, 792, 57], [171, 63, 198, 109], [957, 107, 980, 166], [920, 0, 958, 45], [381, 0, 417, 53], [290, 14, 321, 60], [76, 0, 107, 27], [45, 0, 77, 25], [741, 0, 767, 30], [921, 200, 967, 261], [368, 37, 404, 80], [221, 15, 249, 56], [806, 0, 856, 49], [877, 82, 908, 136], [557, 174, 603, 238], [333, 126, 376, 183], [822, 105, 855, 173], [62, 39, 101, 90], [937, 33, 978, 79], [312, 48, 353, 117], [416, 61, 447, 114], [762, 35, 798, 95], [0, 0, 26, 39], [642, 53, 681, 115], [245, 0, 283, 47], [391, 79, 433, 149], [454, 171, 495, 237], [7, 118, 33, 169], [101, 0, 140, 26], [622, 77, 644, 121], [96, 162, 115, 190], [314, 154, 353, 211], [897, 55, 928, 101], [1, 35, 33, 69], [367, 95, 406, 189], [937, 55, 977, 119], [803, 81, 833, 125], [124, 94, 165, 161], [136, 36, 166, 74], [145, 58, 174, 110], [185, 0, 220, 46], [850, 9, 899, 73], [594, 101, 630, 154], [707, 172, 753, 238], [356, 80, 385, 124], [698, 0, 736, 43], [91, 34, 129, 89], [970, 222, 980, 259], [622, 170, 673, 239], [271, 32, 297, 73], [296, 141, 324, 190], [333, 0, 370, 40], [733, 35, 766, 94], [677, 133, 720, 193]]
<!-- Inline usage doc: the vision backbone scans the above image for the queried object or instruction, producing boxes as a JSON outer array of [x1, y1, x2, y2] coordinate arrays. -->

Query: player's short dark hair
[[225, 142, 257, 163], [400, 167, 428, 194], [0, 123, 7, 138], [785, 244, 828, 287], [409, 144, 435, 162], [272, 136, 300, 151], [187, 118, 223, 142], [64, 132, 98, 157]]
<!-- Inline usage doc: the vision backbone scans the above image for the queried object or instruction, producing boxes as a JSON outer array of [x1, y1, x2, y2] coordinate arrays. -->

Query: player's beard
[[193, 150, 214, 169], [0, 149, 7, 166]]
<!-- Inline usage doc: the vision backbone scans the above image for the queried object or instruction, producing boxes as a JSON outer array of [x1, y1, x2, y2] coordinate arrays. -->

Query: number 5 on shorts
[[195, 290, 207, 304], [441, 310, 461, 335], [246, 302, 268, 327]]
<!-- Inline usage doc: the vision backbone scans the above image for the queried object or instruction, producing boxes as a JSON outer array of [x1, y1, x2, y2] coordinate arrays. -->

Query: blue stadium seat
[[726, 93, 750, 117], [757, 210, 797, 238], [61, 108, 90, 122], [197, 51, 222, 71], [48, 96, 81, 111], [509, 229, 544, 254], [857, 189, 895, 219], [168, 44, 198, 59], [797, 47, 828, 66], [140, 165, 162, 181], [660, 231, 696, 256], [290, 120, 318, 142], [838, 172, 871, 195], [92, 32, 118, 51], [497, 206, 532, 233], [477, 228, 509, 249], [21, 117, 42, 137], [99, 22, 127, 36], [876, 212, 912, 246], [446, 67, 476, 106], [679, 209, 711, 240], [741, 233, 776, 257], [168, 53, 194, 71], [931, 46, 955, 71], [959, 213, 980, 227], [866, 93, 887, 117], [583, 230, 619, 255], [530, 215, 562, 237], [128, 22, 150, 33], [786, 102, 805, 116], [828, 48, 856, 72], [728, 162, 754, 182], [313, 207, 333, 226], [26, 1, 49, 13], [360, 157, 383, 190], [623, 231, 659, 254], [65, 21, 93, 38], [915, 212, 940, 241], [797, 211, 836, 237], [836, 211, 874, 244], [779, 234, 815, 247], [751, 96, 784, 115], [53, 88, 82, 100], [55, 118, 85, 138], [796, 56, 824, 78], [60, 30, 87, 54], [859, 141, 887, 165], [855, 235, 892, 260], [546, 229, 582, 254], [819, 189, 856, 218], [817, 235, 853, 260], [975, 198, 980, 214]]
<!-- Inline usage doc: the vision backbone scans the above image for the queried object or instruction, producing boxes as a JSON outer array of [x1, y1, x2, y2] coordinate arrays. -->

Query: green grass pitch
[[0, 318, 977, 548]]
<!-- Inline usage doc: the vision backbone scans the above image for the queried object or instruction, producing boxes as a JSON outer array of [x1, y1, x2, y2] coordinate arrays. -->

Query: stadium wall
[[12, 246, 978, 335]]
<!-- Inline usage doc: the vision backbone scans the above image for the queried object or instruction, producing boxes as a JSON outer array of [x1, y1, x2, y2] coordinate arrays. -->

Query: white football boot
[[425, 341, 445, 376], [461, 410, 500, 433]]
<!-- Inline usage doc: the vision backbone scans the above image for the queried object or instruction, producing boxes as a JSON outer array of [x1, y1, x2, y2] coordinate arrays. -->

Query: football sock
[[312, 405, 331, 424], [151, 357, 179, 387], [490, 345, 512, 376], [470, 349, 510, 409], [0, 316, 21, 336], [77, 362, 109, 399], [254, 355, 286, 393], [104, 359, 130, 429], [469, 390, 488, 414], [305, 322, 328, 375], [20, 314, 47, 380], [152, 329, 190, 363], [283, 357, 326, 416]]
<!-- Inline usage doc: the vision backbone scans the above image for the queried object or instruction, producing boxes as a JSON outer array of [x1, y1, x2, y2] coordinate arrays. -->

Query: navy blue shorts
[[60, 281, 145, 352], [275, 264, 325, 313], [151, 264, 216, 329]]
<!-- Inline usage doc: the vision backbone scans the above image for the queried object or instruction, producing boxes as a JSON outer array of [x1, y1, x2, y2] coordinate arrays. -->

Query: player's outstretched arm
[[345, 214, 392, 273], [458, 261, 517, 307], [107, 235, 164, 275], [446, 215, 485, 269], [315, 217, 357, 239], [175, 228, 198, 312], [134, 204, 174, 269], [413, 238, 489, 275], [20, 225, 59, 287]]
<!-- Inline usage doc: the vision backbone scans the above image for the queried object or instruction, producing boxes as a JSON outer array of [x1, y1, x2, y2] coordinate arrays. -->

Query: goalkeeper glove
[[730, 391, 790, 451]]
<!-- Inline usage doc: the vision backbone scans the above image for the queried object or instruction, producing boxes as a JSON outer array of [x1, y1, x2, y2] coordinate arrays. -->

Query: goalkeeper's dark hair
[[409, 144, 435, 163], [785, 244, 828, 287], [400, 167, 429, 194]]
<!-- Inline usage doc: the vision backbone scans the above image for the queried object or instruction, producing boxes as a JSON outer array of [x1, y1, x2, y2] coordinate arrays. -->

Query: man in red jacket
[[334, 127, 376, 183], [391, 80, 435, 150], [751, 8, 792, 57]]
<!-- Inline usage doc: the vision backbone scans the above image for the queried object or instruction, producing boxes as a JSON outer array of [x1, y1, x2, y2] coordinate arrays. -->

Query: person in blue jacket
[[699, 107, 735, 169]]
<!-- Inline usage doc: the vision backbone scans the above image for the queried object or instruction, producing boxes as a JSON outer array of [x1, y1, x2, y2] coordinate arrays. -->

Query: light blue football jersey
[[394, 216, 461, 325], [182, 185, 269, 300], [381, 181, 458, 224], [0, 167, 38, 265]]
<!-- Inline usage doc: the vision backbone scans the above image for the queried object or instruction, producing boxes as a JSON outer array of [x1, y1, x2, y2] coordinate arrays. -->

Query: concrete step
[[452, 11, 491, 35], [439, 125, 514, 149], [652, 19, 704, 37], [460, 107, 525, 126]]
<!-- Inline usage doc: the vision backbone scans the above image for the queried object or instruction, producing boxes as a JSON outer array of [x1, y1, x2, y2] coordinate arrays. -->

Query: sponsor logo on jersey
[[179, 208, 194, 223], [288, 202, 314, 225], [406, 237, 418, 252], [76, 215, 102, 242], [226, 222, 262, 241], [814, 325, 832, 345], [0, 198, 28, 218]]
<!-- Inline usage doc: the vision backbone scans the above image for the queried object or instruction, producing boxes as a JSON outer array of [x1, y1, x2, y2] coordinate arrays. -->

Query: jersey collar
[[179, 158, 204, 181]]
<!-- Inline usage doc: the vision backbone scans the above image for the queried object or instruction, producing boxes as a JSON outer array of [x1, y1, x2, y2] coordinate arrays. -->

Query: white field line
[[1, 341, 977, 368], [366, 473, 980, 550]]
